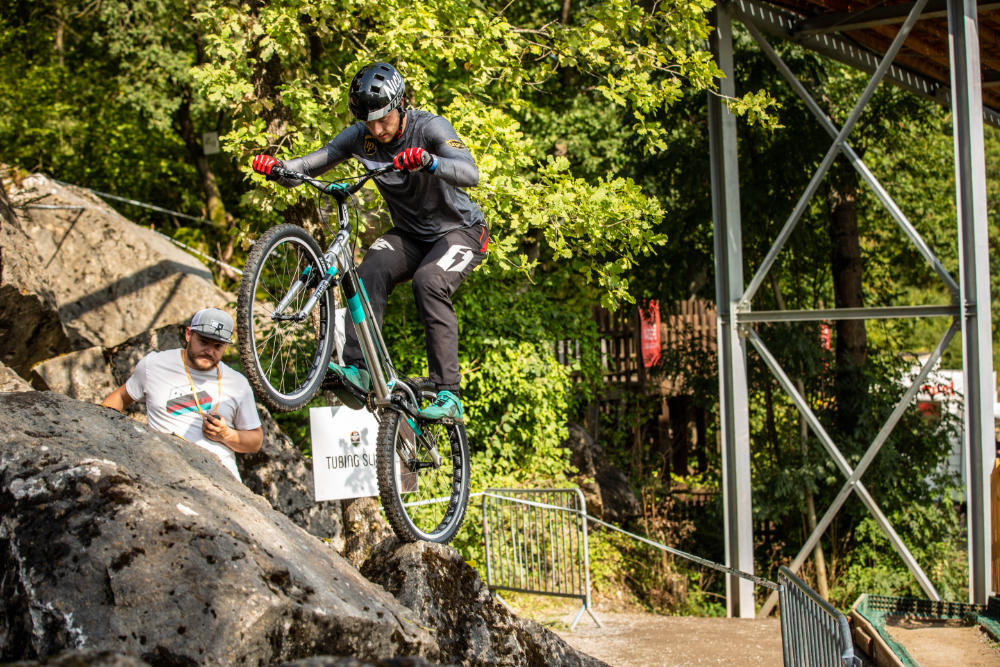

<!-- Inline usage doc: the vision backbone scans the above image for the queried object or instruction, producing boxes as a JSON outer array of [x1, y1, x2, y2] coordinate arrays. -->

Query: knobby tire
[[376, 378, 470, 543], [236, 224, 334, 412]]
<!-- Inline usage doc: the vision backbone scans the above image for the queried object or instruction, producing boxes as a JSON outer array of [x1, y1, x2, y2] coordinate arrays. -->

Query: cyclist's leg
[[339, 230, 423, 371], [411, 223, 488, 406]]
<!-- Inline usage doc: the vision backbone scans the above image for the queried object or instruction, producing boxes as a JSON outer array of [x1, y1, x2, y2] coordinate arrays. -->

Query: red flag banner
[[640, 300, 661, 368]]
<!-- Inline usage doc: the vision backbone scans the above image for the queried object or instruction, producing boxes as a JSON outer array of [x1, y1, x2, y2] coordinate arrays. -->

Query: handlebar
[[271, 164, 396, 198]]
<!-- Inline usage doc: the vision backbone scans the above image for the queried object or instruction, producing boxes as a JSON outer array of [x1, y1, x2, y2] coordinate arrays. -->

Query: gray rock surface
[[4, 172, 230, 348], [0, 391, 437, 664], [0, 361, 31, 392], [362, 540, 608, 667], [0, 173, 81, 376], [238, 409, 346, 551], [29, 347, 116, 403], [341, 497, 394, 569], [22, 322, 346, 547]]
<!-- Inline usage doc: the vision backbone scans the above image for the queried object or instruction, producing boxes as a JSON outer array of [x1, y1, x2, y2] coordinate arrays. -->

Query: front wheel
[[236, 224, 335, 412], [376, 379, 470, 543]]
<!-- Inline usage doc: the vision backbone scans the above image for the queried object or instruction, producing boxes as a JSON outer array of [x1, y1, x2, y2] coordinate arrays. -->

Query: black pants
[[342, 223, 488, 392]]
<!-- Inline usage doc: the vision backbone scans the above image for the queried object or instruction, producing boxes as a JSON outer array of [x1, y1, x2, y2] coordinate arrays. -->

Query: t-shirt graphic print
[[165, 384, 214, 416]]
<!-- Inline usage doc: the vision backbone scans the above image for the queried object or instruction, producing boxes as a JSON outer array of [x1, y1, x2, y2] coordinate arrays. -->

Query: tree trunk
[[828, 163, 868, 436], [175, 91, 228, 229], [797, 379, 830, 599], [667, 395, 691, 477]]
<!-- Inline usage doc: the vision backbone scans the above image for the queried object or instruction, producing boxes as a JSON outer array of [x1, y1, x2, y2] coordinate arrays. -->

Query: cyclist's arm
[[425, 116, 479, 188], [276, 125, 361, 185]]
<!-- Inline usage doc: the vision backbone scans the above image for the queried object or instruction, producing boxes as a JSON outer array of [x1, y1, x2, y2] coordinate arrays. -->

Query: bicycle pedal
[[426, 417, 459, 426]]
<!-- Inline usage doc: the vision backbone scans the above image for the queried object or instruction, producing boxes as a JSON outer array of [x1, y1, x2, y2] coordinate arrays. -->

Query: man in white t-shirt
[[102, 308, 263, 481]]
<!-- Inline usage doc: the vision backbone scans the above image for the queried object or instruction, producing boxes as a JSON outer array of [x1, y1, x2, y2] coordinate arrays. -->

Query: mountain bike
[[236, 164, 470, 544]]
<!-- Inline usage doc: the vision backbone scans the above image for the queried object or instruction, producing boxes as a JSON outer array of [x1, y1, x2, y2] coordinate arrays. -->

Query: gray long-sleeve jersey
[[282, 109, 485, 241]]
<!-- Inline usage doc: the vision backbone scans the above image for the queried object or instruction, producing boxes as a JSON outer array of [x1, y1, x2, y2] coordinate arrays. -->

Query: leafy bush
[[827, 502, 966, 608]]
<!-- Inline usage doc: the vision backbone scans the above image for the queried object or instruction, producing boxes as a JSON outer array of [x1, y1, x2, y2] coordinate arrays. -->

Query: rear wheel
[[236, 224, 334, 412], [376, 378, 470, 543]]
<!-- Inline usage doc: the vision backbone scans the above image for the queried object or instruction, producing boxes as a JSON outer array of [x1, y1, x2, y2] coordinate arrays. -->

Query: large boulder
[[362, 539, 607, 667], [0, 391, 437, 664], [340, 497, 394, 569], [0, 172, 82, 377], [238, 408, 346, 551], [29, 346, 117, 404], [3, 171, 230, 349], [0, 392, 604, 667]]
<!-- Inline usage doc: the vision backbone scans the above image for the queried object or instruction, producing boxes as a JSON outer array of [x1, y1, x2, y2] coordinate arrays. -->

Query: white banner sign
[[309, 405, 380, 501]]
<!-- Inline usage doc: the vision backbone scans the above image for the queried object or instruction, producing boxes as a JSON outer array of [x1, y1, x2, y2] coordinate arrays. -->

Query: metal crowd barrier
[[779, 566, 859, 666], [481, 488, 601, 629]]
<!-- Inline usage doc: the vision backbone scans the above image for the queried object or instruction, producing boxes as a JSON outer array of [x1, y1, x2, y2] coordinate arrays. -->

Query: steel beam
[[731, 0, 1000, 127], [738, 305, 959, 323], [741, 18, 961, 297], [742, 0, 931, 308], [755, 322, 958, 616], [709, 3, 756, 618], [793, 0, 1000, 36], [947, 0, 995, 605]]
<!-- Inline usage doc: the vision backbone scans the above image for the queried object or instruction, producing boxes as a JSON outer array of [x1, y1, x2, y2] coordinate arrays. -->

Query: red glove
[[393, 147, 436, 172], [252, 154, 280, 176]]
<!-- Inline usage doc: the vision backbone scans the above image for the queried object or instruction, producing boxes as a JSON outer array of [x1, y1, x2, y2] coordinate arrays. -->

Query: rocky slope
[[0, 392, 603, 666], [0, 170, 605, 665]]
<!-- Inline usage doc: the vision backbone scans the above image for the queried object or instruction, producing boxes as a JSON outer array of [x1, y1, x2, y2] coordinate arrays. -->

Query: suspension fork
[[272, 257, 340, 322]]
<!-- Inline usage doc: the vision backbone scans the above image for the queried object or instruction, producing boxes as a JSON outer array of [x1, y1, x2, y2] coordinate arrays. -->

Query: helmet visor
[[362, 103, 394, 122]]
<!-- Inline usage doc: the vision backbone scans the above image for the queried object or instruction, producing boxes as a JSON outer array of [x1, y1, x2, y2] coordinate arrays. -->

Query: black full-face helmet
[[348, 62, 406, 122]]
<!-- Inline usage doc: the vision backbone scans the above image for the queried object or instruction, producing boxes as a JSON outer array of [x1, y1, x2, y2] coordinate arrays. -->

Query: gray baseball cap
[[189, 308, 234, 343]]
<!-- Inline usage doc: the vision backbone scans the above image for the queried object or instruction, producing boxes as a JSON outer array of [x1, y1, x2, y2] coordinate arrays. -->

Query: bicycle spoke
[[238, 227, 332, 407], [377, 383, 469, 543]]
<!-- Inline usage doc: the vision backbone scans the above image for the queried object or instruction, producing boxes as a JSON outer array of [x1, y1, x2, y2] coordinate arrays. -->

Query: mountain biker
[[252, 62, 488, 421]]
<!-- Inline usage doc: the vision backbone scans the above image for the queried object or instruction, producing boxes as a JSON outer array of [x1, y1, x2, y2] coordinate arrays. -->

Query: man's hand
[[252, 154, 280, 177], [202, 415, 263, 453], [393, 147, 436, 172], [202, 414, 237, 448]]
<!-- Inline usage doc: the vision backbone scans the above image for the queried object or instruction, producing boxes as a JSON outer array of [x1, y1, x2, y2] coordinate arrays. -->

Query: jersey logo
[[436, 244, 475, 273], [446, 139, 468, 151], [364, 136, 377, 155], [369, 238, 395, 252]]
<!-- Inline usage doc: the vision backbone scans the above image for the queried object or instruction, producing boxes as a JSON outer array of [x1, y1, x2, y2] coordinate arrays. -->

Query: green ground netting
[[853, 593, 1000, 666]]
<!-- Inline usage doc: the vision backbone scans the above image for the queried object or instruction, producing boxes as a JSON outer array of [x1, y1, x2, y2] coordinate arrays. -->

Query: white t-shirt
[[125, 349, 262, 481]]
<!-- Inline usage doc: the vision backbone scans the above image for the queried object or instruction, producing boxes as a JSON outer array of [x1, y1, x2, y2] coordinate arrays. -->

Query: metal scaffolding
[[709, 0, 995, 617]]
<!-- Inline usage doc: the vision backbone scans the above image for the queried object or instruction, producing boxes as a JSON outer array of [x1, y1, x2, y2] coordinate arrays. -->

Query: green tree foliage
[[186, 0, 776, 573], [191, 0, 778, 305]]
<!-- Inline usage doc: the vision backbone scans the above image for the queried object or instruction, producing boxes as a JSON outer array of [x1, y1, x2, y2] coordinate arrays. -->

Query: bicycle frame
[[268, 165, 421, 417]]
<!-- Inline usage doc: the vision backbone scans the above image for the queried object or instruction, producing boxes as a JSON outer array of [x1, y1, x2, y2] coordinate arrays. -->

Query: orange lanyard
[[182, 351, 221, 417]]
